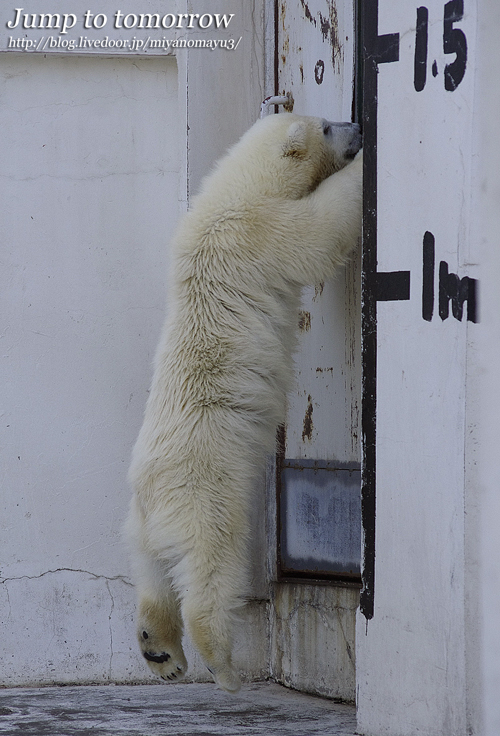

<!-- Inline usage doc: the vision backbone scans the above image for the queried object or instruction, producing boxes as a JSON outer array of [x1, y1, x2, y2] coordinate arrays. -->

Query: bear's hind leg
[[126, 495, 188, 680], [137, 583, 188, 682]]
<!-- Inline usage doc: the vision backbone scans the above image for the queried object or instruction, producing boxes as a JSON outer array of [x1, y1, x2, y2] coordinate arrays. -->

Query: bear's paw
[[139, 628, 188, 682]]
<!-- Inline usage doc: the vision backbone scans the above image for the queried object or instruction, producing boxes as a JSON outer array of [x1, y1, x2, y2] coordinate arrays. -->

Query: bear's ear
[[282, 121, 308, 159]]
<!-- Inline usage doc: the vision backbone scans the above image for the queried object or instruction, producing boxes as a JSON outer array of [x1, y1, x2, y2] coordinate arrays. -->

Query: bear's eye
[[322, 123, 331, 136]]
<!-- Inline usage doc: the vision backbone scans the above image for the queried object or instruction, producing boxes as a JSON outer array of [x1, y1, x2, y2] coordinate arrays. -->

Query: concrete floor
[[0, 681, 357, 735]]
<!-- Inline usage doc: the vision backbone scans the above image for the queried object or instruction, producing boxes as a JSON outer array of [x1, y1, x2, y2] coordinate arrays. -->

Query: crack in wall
[[0, 568, 133, 586], [3, 585, 12, 622], [296, 601, 354, 667], [0, 567, 135, 686], [271, 594, 357, 671], [0, 168, 176, 183], [105, 579, 115, 679]]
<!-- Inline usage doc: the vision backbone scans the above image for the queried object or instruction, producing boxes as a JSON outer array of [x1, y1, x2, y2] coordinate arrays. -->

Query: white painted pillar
[[356, 1, 480, 734], [477, 2, 500, 734]]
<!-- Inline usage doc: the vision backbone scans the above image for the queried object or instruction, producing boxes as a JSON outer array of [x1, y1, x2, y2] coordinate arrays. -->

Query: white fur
[[126, 113, 362, 692]]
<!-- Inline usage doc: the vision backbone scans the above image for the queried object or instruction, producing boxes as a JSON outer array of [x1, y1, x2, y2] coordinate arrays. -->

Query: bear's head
[[215, 113, 362, 200], [194, 113, 361, 206], [279, 114, 361, 168]]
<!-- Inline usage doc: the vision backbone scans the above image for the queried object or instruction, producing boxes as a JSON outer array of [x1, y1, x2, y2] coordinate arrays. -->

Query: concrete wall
[[269, 583, 358, 701]]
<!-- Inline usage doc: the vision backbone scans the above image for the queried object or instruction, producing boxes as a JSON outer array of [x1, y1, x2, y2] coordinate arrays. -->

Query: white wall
[[0, 0, 267, 686], [0, 52, 181, 685]]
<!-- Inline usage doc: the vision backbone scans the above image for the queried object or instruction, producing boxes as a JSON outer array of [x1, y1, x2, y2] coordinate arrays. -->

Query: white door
[[275, 0, 362, 584]]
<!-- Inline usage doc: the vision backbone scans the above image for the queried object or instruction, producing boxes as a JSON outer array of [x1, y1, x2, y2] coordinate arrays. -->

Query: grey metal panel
[[280, 462, 361, 575]]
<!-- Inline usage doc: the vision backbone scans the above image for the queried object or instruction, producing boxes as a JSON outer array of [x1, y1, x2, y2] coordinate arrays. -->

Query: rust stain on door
[[302, 394, 314, 441], [298, 310, 311, 332], [312, 282, 324, 301], [280, 1, 289, 67], [298, 0, 342, 73]]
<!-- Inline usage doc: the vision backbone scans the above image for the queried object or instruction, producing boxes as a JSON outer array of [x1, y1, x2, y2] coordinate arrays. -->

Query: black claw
[[144, 651, 171, 663], [177, 666, 183, 672]]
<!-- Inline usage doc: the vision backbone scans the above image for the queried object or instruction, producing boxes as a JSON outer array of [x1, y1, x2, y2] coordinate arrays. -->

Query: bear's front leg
[[182, 595, 241, 693], [177, 546, 245, 693]]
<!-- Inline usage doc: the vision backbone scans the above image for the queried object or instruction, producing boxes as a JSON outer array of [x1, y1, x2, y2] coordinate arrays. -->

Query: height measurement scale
[[358, 1, 478, 732]]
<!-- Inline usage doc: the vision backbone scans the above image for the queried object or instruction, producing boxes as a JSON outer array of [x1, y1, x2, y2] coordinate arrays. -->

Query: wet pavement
[[0, 681, 357, 735]]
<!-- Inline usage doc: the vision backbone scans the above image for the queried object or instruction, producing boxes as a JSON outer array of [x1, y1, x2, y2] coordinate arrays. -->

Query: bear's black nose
[[346, 126, 363, 158]]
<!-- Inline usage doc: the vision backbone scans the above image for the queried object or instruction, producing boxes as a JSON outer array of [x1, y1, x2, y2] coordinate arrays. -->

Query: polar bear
[[126, 112, 362, 692]]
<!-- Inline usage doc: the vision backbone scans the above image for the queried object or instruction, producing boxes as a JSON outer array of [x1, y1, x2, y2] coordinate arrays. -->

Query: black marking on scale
[[439, 262, 478, 323], [414, 6, 429, 92], [360, 0, 400, 621], [422, 231, 435, 321], [376, 271, 411, 301], [423, 231, 478, 323]]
